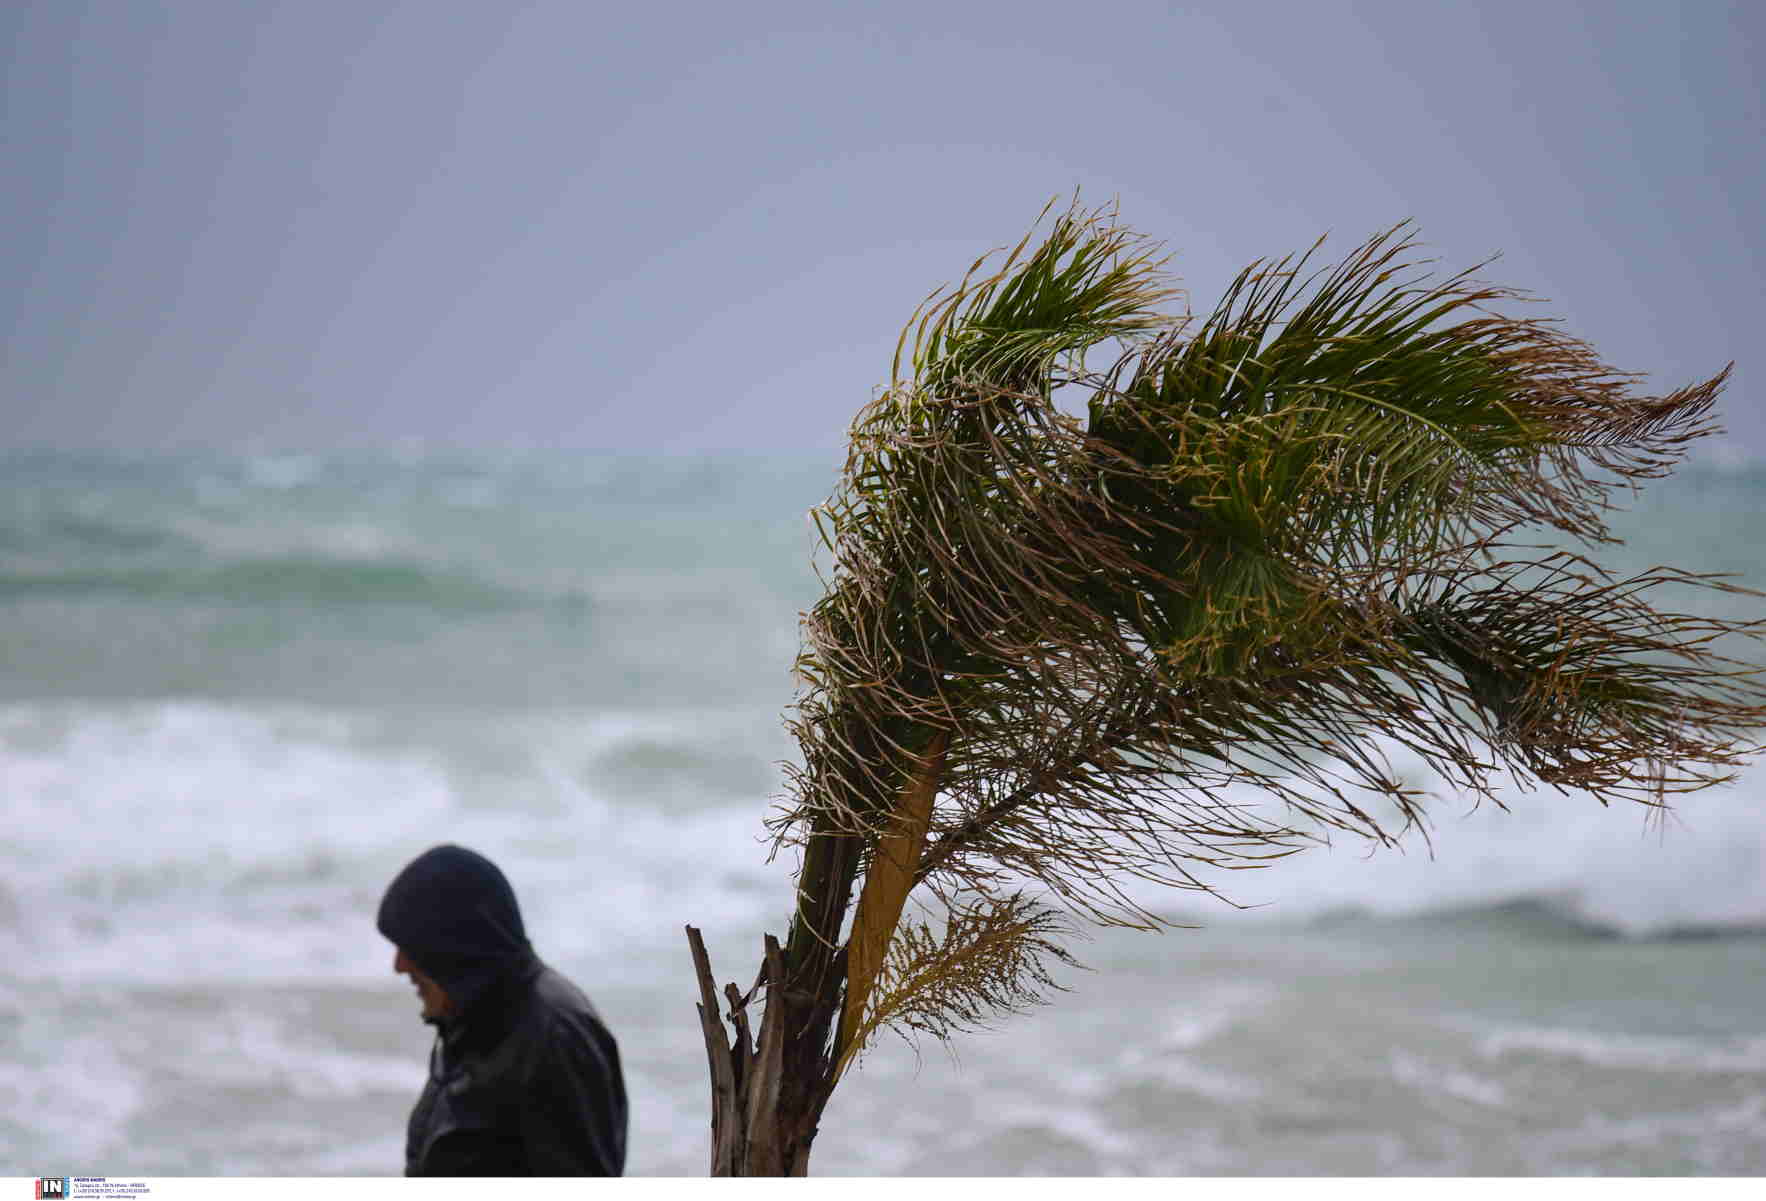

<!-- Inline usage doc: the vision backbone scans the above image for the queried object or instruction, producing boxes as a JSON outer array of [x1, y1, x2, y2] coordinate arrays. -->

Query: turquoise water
[[2, 450, 1763, 1174]]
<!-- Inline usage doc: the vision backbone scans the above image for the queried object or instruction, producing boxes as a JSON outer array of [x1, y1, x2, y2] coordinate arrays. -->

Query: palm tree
[[684, 202, 1766, 1175]]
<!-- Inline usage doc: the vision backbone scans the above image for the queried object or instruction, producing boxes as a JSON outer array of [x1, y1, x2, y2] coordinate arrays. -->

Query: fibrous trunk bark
[[685, 815, 860, 1176], [686, 926, 838, 1176], [687, 731, 947, 1175]]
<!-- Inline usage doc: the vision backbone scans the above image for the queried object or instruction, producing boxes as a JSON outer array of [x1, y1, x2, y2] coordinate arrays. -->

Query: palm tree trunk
[[687, 733, 948, 1175], [686, 799, 860, 1176], [687, 926, 837, 1175]]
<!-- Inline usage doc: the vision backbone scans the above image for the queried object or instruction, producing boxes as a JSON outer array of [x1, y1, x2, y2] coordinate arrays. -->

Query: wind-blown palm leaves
[[687, 203, 1765, 1175]]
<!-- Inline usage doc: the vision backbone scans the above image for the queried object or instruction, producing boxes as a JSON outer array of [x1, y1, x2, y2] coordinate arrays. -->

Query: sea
[[2, 448, 1763, 1176]]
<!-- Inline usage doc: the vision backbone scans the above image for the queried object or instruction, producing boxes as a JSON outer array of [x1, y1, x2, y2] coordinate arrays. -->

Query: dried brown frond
[[835, 892, 1079, 1079]]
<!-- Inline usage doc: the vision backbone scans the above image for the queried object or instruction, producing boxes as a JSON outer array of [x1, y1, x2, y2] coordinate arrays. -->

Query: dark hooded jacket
[[377, 844, 627, 1176]]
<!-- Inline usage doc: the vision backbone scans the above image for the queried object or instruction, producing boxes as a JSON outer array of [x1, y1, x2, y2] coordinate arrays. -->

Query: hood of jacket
[[377, 844, 534, 1019]]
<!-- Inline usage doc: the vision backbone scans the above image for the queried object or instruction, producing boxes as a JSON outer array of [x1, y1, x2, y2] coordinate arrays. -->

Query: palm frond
[[835, 892, 1078, 1079], [766, 201, 1764, 1077]]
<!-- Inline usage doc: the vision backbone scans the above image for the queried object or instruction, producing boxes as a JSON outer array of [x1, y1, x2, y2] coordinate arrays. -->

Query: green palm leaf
[[778, 203, 1763, 1071], [688, 203, 1765, 1176]]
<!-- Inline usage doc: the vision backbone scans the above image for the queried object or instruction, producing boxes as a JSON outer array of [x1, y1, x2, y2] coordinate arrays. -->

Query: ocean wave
[[1107, 729, 1766, 937], [1305, 894, 1766, 943], [0, 557, 521, 612], [6, 697, 1762, 988], [0, 511, 196, 555], [0, 700, 787, 987], [1477, 1025, 1766, 1074]]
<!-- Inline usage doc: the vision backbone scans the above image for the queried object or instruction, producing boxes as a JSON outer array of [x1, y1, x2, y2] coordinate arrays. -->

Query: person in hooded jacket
[[377, 844, 627, 1176]]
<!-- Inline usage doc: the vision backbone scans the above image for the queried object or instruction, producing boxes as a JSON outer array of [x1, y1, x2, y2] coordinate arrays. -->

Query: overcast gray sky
[[4, 1, 1761, 456]]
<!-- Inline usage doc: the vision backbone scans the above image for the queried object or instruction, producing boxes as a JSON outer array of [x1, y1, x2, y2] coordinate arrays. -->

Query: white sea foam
[[167, 509, 421, 564], [5, 696, 1762, 1001], [1526, 1093, 1766, 1175], [0, 700, 785, 987], [1388, 1049, 1507, 1107], [1121, 1052, 1265, 1105], [1118, 733, 1766, 936], [0, 1027, 145, 1160], [185, 1008, 414, 1101], [1153, 981, 1278, 1051], [1477, 1026, 1766, 1074], [243, 455, 320, 491]]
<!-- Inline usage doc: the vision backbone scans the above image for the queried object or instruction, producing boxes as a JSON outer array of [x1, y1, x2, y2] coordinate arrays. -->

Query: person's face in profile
[[394, 948, 457, 1021]]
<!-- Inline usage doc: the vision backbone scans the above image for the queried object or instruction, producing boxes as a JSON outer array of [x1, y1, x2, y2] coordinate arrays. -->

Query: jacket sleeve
[[521, 1011, 628, 1176]]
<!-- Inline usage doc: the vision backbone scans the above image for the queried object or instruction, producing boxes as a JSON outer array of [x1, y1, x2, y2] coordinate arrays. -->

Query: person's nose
[[394, 948, 409, 975]]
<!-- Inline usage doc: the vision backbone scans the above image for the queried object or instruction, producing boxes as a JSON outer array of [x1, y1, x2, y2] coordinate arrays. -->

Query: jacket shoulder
[[515, 964, 628, 1175], [520, 965, 617, 1058], [528, 966, 610, 1030]]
